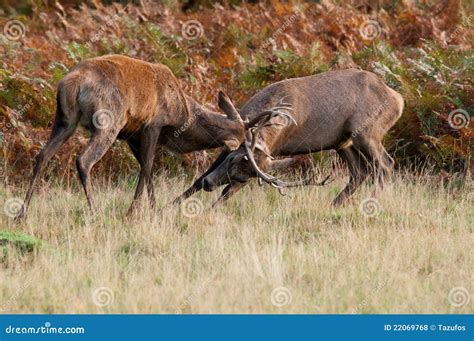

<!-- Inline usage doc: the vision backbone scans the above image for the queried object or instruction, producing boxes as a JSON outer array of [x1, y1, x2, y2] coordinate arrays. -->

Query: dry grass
[[0, 172, 472, 314]]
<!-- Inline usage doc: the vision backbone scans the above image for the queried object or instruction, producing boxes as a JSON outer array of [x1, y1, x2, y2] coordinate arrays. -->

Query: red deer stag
[[175, 69, 404, 206], [16, 55, 245, 220]]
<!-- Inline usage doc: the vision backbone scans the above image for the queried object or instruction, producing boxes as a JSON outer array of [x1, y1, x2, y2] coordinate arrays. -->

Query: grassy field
[[0, 172, 472, 314]]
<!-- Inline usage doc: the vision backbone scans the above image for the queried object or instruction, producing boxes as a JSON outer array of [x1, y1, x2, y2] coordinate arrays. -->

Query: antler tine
[[242, 106, 305, 192], [271, 105, 293, 111], [248, 111, 283, 151], [249, 127, 259, 152], [281, 174, 334, 188], [244, 140, 334, 195], [245, 107, 297, 130], [245, 111, 274, 129], [244, 143, 283, 186], [271, 111, 298, 126]]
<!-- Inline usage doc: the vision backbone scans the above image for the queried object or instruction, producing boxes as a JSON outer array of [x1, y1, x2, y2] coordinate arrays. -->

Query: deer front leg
[[211, 181, 247, 207], [172, 150, 230, 204]]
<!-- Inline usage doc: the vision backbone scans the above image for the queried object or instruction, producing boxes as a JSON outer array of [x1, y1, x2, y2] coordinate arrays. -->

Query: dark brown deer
[[175, 69, 404, 206], [16, 55, 245, 220]]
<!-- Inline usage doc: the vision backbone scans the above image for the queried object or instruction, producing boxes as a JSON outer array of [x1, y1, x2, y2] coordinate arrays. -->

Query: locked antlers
[[244, 101, 333, 194]]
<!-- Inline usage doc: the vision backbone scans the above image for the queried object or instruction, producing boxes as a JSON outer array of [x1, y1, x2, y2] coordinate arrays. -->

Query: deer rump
[[176, 68, 404, 206]]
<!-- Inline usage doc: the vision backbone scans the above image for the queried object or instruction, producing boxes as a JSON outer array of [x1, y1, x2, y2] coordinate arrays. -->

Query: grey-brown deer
[[16, 55, 245, 220], [175, 69, 404, 206]]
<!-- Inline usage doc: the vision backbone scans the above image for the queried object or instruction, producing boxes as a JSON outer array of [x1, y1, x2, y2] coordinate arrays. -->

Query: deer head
[[202, 105, 332, 193]]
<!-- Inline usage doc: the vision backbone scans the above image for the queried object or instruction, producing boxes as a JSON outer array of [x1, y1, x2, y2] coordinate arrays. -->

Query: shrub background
[[0, 0, 472, 183]]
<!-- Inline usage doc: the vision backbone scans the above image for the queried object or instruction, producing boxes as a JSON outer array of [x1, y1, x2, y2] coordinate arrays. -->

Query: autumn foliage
[[0, 0, 472, 183]]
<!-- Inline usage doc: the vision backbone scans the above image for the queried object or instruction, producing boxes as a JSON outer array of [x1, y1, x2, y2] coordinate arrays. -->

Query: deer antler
[[247, 108, 296, 152], [243, 104, 333, 195], [244, 142, 333, 192]]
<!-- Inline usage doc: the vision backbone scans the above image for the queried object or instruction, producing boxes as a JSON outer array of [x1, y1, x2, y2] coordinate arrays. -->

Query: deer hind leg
[[332, 146, 370, 206], [76, 118, 124, 212], [127, 126, 160, 215], [16, 107, 79, 221], [381, 145, 395, 182], [354, 136, 392, 191]]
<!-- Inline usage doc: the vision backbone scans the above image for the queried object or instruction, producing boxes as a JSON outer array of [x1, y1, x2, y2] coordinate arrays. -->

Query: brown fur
[[17, 55, 245, 220], [177, 69, 404, 206]]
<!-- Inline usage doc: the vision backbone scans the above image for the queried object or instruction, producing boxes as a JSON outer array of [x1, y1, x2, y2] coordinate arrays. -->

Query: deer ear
[[223, 138, 240, 151], [218, 91, 242, 121], [268, 158, 296, 171]]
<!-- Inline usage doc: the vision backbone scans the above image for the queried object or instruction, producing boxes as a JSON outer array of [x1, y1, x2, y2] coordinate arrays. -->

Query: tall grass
[[1, 172, 472, 313]]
